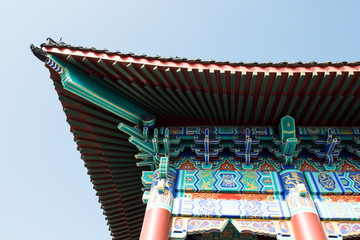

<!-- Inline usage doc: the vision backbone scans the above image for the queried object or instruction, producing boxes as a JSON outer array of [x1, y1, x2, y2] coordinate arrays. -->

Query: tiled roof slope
[[40, 39, 360, 126], [47, 67, 147, 239]]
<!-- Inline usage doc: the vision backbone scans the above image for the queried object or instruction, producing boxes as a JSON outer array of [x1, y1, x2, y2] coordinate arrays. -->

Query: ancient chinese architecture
[[32, 38, 360, 240]]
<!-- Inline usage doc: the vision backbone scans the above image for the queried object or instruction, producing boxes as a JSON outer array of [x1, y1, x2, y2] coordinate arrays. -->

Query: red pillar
[[140, 208, 172, 240], [291, 212, 326, 240], [280, 170, 326, 240], [140, 168, 177, 240]]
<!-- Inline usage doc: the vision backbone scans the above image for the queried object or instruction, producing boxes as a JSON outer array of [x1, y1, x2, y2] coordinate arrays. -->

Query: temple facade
[[32, 38, 360, 240]]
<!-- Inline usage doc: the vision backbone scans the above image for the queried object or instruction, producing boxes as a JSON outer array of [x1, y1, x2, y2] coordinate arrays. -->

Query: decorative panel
[[315, 201, 359, 220], [172, 198, 290, 219], [175, 170, 283, 194], [304, 171, 345, 195]]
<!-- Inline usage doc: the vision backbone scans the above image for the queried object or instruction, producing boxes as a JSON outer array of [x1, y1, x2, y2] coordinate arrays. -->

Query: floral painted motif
[[232, 220, 276, 236], [339, 222, 360, 235], [187, 219, 224, 233]]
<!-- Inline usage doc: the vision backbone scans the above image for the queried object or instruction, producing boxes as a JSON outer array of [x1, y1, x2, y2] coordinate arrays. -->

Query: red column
[[280, 170, 326, 240], [140, 168, 177, 240], [291, 212, 326, 240], [140, 208, 172, 240]]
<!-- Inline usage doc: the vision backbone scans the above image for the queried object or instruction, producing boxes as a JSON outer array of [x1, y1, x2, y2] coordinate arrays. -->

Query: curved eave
[[48, 66, 147, 240], [42, 46, 360, 126]]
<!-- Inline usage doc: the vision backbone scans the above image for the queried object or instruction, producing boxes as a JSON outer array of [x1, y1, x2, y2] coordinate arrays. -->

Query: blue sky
[[1, 1, 360, 239]]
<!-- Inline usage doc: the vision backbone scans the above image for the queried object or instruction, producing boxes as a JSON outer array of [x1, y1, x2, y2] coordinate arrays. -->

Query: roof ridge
[[39, 38, 360, 67]]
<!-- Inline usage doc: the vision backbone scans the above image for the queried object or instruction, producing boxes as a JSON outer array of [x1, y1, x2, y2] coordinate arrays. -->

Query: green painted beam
[[220, 70, 226, 90], [240, 72, 246, 92], [164, 68, 195, 118], [295, 95, 309, 119], [196, 91, 212, 120], [153, 66, 169, 85], [313, 95, 332, 122], [339, 72, 354, 93], [350, 74, 360, 94], [317, 72, 330, 93], [98, 59, 120, 78], [274, 95, 287, 122], [144, 85, 175, 116], [244, 95, 253, 123], [209, 69, 218, 89], [177, 89, 200, 119], [165, 68, 180, 86], [176, 68, 190, 88], [230, 71, 236, 91], [345, 98, 360, 121], [249, 72, 257, 93], [324, 95, 343, 121], [264, 94, 276, 122], [271, 73, 281, 93], [48, 56, 152, 124], [305, 72, 317, 93], [187, 69, 199, 88], [166, 87, 193, 118], [334, 95, 354, 122], [282, 73, 293, 93], [205, 90, 218, 121], [230, 93, 235, 124], [187, 89, 206, 119], [286, 95, 298, 116], [198, 69, 209, 89], [82, 57, 105, 75], [260, 73, 269, 94], [66, 55, 88, 71], [303, 95, 320, 122], [254, 95, 264, 122], [294, 73, 305, 93], [214, 92, 224, 121], [328, 72, 342, 93], [236, 94, 244, 123], [223, 92, 229, 123]]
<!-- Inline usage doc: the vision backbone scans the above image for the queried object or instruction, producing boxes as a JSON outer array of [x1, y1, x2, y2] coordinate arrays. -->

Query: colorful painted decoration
[[36, 42, 360, 240], [339, 222, 360, 237], [172, 198, 290, 219], [146, 168, 177, 211], [175, 170, 281, 194]]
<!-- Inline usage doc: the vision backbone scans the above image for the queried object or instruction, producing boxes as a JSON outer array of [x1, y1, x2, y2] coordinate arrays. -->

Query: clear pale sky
[[1, 1, 360, 239]]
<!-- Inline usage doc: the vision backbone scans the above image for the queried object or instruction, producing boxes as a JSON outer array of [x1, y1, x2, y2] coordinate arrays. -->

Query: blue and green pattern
[[175, 170, 281, 194], [146, 168, 177, 211], [304, 171, 346, 195], [280, 170, 317, 215], [337, 172, 360, 194]]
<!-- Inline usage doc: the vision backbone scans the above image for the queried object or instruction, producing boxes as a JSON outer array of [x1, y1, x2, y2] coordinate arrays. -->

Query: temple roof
[[32, 38, 360, 239], [38, 38, 360, 127]]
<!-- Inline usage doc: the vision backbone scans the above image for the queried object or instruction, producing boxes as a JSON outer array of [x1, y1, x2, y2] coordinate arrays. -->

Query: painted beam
[[47, 56, 153, 125]]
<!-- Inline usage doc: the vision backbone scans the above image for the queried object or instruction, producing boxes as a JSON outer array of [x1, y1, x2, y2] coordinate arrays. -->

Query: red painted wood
[[291, 212, 327, 240], [140, 208, 172, 240]]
